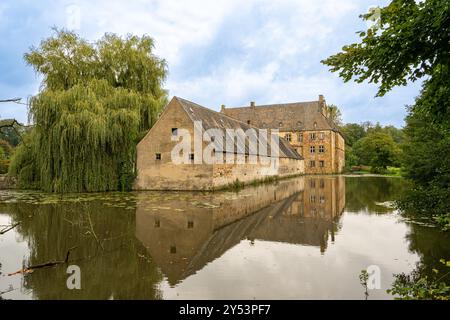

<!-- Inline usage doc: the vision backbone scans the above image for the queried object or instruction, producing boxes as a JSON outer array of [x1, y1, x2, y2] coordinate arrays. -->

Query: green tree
[[0, 118, 27, 147], [9, 29, 167, 192], [321, 0, 450, 226], [353, 132, 400, 172], [344, 146, 358, 169], [0, 139, 12, 158], [321, 0, 450, 104], [382, 125, 405, 144], [327, 104, 343, 127], [341, 123, 366, 146]]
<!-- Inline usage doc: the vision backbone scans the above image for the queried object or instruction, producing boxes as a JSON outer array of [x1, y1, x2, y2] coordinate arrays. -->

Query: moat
[[0, 176, 449, 299]]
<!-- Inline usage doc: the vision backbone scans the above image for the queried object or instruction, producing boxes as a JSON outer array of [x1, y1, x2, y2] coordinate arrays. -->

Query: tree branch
[[0, 98, 21, 103], [0, 223, 20, 235]]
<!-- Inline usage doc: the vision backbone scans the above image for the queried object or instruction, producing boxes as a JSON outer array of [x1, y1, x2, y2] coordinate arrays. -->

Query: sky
[[0, 0, 423, 127]]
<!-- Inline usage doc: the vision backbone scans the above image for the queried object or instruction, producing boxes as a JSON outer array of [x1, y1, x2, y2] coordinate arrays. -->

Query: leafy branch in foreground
[[322, 0, 450, 228], [388, 259, 450, 300]]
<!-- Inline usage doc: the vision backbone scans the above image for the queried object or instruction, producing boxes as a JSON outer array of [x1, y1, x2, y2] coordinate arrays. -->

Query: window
[[319, 195, 326, 204], [170, 246, 177, 254], [319, 179, 325, 188], [155, 153, 161, 160], [310, 133, 316, 140], [247, 120, 251, 125], [297, 121, 302, 127], [319, 132, 325, 140], [187, 220, 194, 229], [154, 219, 160, 228], [285, 133, 291, 142], [171, 128, 178, 136], [279, 122, 283, 127], [309, 160, 315, 167], [319, 160, 325, 167], [311, 208, 317, 216], [310, 180, 316, 188], [211, 136, 215, 142], [189, 153, 194, 161], [310, 195, 316, 203], [319, 145, 325, 153], [314, 122, 317, 128], [297, 133, 303, 142], [310, 146, 315, 154]]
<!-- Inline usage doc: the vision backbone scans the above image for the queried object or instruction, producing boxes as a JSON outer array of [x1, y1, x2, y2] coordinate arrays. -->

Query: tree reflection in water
[[0, 176, 448, 299]]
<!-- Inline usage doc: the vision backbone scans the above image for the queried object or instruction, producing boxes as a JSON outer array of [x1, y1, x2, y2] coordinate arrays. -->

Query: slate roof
[[221, 101, 341, 132], [175, 97, 302, 160]]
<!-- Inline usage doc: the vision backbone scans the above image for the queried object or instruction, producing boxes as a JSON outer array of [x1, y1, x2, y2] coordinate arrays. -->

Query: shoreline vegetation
[[321, 0, 450, 236]]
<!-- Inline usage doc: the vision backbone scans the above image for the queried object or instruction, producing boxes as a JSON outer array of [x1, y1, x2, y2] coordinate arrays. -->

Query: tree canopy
[[9, 29, 168, 192], [322, 0, 450, 100], [322, 0, 449, 227], [327, 104, 343, 127], [353, 132, 400, 172]]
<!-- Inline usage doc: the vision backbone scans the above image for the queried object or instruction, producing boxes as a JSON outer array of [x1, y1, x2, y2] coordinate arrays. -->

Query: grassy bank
[[346, 166, 402, 177]]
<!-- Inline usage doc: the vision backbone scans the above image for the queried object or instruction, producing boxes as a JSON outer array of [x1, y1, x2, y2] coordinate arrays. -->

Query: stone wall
[[279, 129, 344, 174], [134, 99, 215, 190], [134, 99, 304, 191], [212, 157, 303, 189], [0, 175, 17, 189]]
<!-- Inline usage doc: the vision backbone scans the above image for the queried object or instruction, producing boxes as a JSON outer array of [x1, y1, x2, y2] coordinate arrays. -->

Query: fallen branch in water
[[0, 223, 20, 235], [7, 246, 78, 276], [0, 285, 16, 297]]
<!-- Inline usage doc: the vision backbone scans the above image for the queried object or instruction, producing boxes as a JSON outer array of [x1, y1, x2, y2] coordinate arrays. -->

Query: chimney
[[318, 94, 326, 115], [250, 101, 256, 108], [319, 94, 324, 104], [220, 104, 226, 112]]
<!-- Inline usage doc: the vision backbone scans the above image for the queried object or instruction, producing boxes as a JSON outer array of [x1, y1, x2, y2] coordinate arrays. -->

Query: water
[[0, 176, 448, 300]]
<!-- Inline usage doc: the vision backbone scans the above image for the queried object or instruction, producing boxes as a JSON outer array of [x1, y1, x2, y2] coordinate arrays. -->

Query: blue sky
[[0, 0, 422, 127]]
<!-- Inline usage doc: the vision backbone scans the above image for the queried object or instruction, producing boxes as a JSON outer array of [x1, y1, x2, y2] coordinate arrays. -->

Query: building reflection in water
[[135, 176, 345, 285]]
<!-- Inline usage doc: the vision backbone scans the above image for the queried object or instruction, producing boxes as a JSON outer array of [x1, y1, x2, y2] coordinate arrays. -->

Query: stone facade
[[279, 129, 345, 174], [134, 97, 304, 191], [221, 95, 345, 174], [0, 175, 17, 189]]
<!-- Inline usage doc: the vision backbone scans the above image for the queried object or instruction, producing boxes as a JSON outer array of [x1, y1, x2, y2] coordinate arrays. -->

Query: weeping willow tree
[[9, 29, 167, 192]]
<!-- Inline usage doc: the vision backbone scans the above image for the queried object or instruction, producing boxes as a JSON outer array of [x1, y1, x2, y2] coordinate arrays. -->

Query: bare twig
[[0, 98, 21, 103], [0, 285, 16, 296], [86, 212, 104, 250], [7, 246, 78, 276], [0, 223, 20, 235]]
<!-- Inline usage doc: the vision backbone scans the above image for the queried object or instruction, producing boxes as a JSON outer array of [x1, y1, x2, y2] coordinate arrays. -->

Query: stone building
[[221, 95, 345, 174], [134, 97, 304, 191]]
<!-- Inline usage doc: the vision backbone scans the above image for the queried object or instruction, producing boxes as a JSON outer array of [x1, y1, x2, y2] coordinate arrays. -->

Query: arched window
[[279, 122, 283, 127], [297, 121, 302, 127], [313, 122, 317, 128]]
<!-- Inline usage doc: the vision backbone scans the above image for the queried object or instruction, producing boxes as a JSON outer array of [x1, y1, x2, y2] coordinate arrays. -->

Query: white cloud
[[72, 0, 241, 64], [1, 0, 418, 126]]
